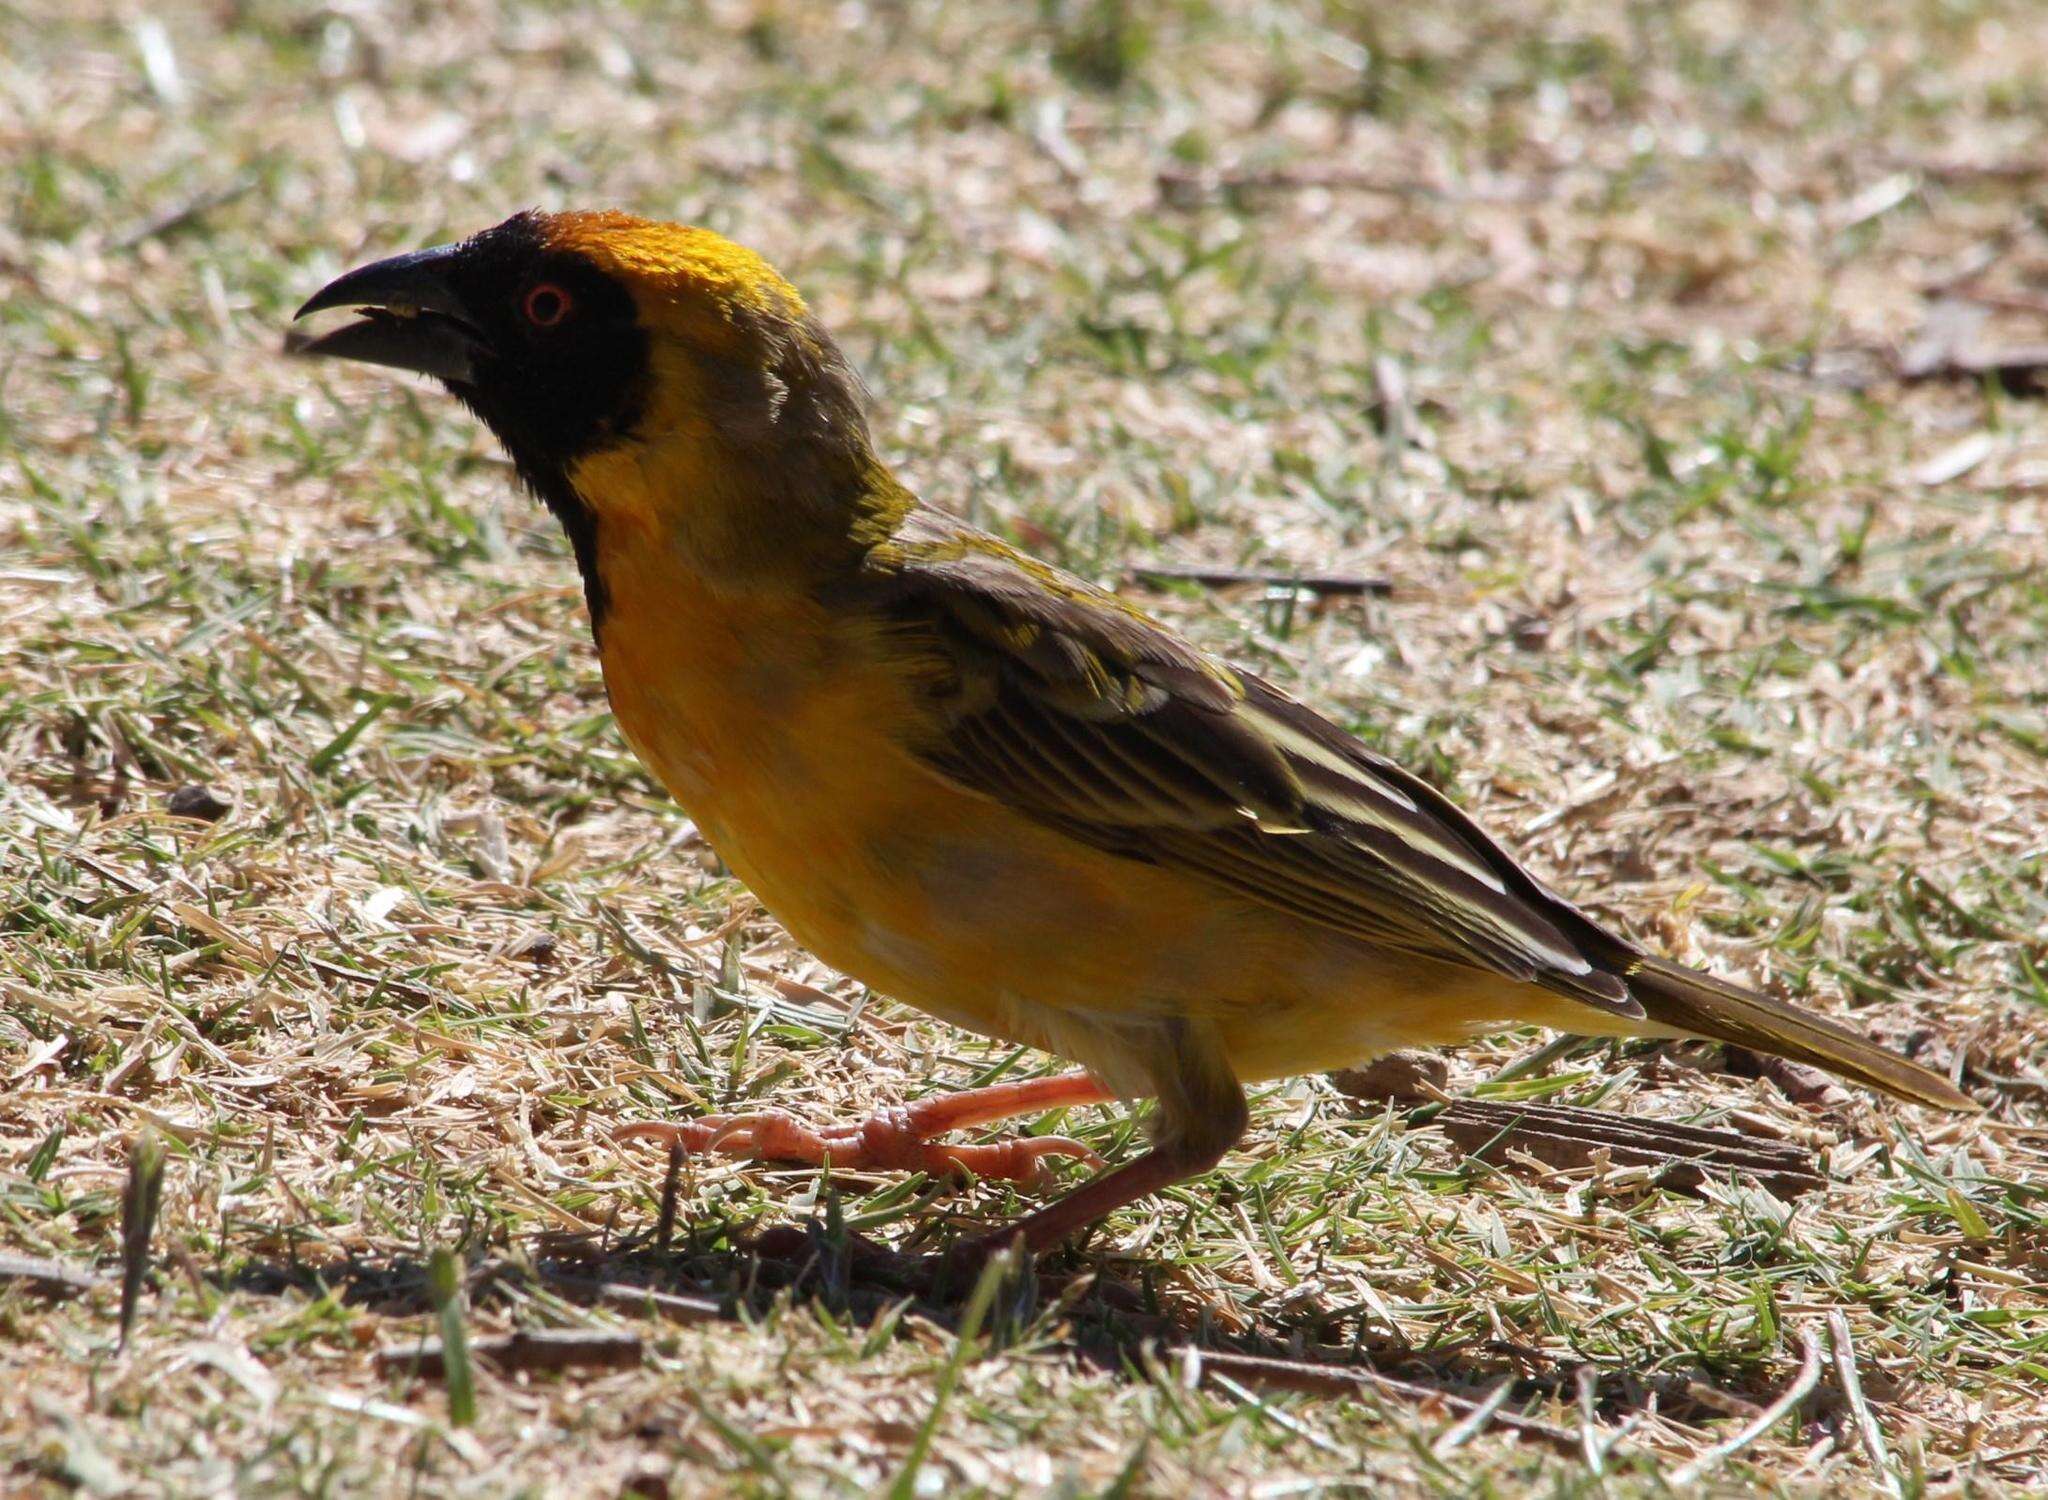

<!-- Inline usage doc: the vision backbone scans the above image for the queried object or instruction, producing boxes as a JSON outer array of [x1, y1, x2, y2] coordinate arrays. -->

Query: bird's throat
[[504, 447, 611, 638]]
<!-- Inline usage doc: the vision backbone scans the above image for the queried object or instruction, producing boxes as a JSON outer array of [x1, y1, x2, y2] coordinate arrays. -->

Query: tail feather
[[1626, 955, 1977, 1112]]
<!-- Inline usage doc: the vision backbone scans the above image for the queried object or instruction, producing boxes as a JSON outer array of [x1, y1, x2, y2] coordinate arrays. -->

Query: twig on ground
[[1431, 1099, 1827, 1197], [377, 1327, 645, 1379], [1127, 563, 1393, 597], [536, 1272, 725, 1326], [113, 175, 260, 252], [1156, 165, 1554, 204], [1172, 1349, 1587, 1458]]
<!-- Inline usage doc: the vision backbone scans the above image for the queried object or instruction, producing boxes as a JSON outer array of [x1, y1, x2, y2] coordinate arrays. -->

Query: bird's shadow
[[209, 1212, 1844, 1441]]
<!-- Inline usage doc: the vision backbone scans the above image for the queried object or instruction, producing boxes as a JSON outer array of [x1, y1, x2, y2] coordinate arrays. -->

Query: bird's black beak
[[286, 243, 485, 384]]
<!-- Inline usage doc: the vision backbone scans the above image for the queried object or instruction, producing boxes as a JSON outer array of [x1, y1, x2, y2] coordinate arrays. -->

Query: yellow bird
[[292, 210, 1974, 1261]]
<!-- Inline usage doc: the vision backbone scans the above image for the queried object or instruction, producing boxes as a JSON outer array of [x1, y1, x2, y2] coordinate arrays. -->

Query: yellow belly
[[591, 550, 1559, 1092]]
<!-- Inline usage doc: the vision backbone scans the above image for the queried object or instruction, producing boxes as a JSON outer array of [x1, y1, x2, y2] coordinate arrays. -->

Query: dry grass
[[6, 0, 2048, 1493]]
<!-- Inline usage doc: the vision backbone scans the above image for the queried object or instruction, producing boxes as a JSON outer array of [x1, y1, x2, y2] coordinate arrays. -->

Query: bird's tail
[[1625, 955, 1977, 1111]]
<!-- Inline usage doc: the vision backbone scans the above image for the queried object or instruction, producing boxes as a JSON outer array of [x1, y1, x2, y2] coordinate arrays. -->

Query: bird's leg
[[956, 1021, 1250, 1264], [960, 1135, 1232, 1259], [614, 1069, 1115, 1185]]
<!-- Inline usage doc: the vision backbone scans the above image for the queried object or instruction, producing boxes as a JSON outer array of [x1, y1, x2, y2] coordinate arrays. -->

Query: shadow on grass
[[206, 1213, 1818, 1449]]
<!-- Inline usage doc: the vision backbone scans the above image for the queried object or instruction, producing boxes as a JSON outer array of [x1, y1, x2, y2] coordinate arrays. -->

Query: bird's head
[[291, 210, 894, 606]]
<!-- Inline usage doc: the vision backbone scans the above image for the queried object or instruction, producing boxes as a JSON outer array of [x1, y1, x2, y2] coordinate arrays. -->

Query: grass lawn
[[6, 0, 2048, 1493]]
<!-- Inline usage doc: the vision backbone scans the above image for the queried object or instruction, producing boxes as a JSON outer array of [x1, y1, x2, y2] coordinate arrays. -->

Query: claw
[[615, 1078, 1112, 1186]]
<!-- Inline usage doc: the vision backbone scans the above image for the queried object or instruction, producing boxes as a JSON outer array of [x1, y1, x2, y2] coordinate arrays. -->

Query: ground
[[5, 0, 2048, 1494]]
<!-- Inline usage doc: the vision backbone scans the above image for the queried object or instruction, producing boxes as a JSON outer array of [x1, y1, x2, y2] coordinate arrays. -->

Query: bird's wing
[[860, 515, 1641, 1017]]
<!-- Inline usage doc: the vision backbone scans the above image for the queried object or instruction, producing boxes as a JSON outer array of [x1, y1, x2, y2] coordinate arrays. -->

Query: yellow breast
[[588, 522, 1208, 1051], [582, 508, 1544, 1089]]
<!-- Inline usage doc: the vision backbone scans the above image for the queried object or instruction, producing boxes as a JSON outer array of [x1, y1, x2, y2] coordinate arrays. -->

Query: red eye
[[523, 283, 571, 327]]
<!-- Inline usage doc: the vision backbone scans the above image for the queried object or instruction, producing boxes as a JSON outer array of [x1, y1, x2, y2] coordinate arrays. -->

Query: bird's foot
[[614, 1101, 1103, 1186]]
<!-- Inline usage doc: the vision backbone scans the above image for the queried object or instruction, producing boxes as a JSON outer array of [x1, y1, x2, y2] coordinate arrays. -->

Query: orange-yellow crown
[[537, 210, 805, 325]]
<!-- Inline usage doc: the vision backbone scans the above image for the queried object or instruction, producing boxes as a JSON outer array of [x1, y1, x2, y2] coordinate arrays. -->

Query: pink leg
[[959, 1132, 1235, 1263], [615, 1070, 1116, 1185], [958, 1044, 1251, 1266]]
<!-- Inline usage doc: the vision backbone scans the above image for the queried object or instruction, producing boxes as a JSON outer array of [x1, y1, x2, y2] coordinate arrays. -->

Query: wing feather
[[861, 514, 1638, 1016]]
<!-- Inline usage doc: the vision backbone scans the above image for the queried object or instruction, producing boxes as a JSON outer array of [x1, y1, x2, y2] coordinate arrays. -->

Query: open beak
[[285, 243, 485, 384]]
